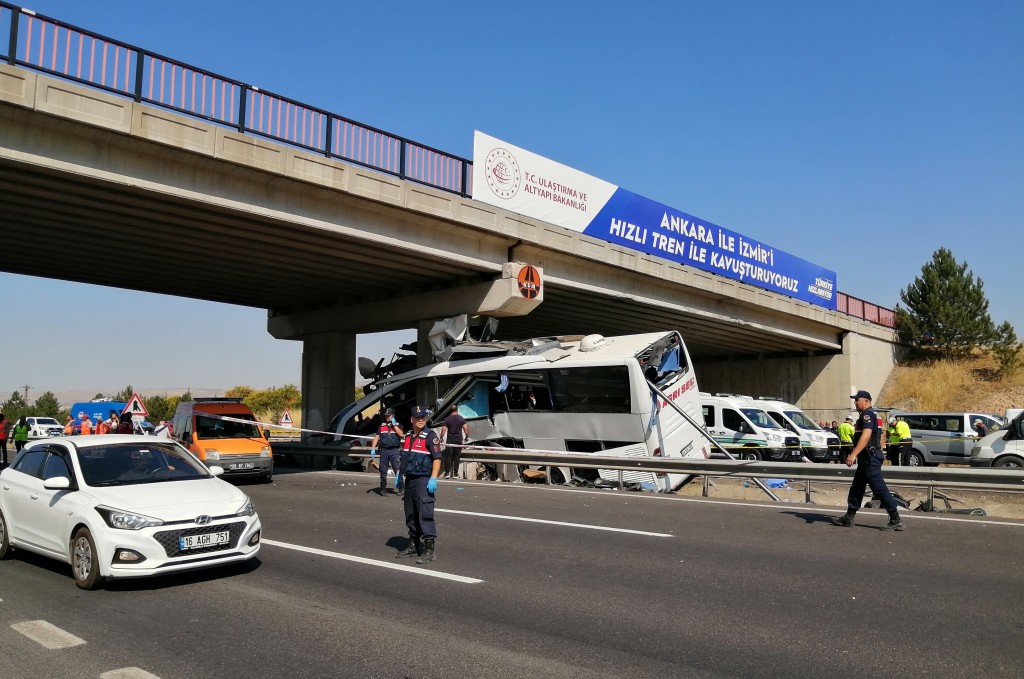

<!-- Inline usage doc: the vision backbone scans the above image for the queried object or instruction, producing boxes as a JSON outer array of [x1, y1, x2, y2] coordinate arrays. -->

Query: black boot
[[396, 537, 421, 558], [881, 512, 905, 531], [379, 479, 387, 495], [832, 511, 856, 527], [416, 538, 436, 564]]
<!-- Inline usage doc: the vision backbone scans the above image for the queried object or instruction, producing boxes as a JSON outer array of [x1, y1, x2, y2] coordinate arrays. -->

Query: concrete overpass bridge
[[0, 3, 896, 428]]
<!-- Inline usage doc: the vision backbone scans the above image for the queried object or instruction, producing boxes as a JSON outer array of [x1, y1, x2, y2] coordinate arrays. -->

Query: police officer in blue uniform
[[370, 407, 404, 496], [394, 405, 443, 564], [833, 390, 905, 531]]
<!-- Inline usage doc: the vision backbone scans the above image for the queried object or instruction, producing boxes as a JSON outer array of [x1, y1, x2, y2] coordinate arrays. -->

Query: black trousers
[[443, 441, 462, 477], [0, 439, 7, 463], [403, 476, 437, 540], [847, 451, 898, 513]]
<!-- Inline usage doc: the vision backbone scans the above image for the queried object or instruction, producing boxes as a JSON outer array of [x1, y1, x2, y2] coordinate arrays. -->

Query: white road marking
[[101, 669, 162, 679], [11, 620, 85, 649], [319, 470, 1024, 529], [436, 508, 674, 537], [261, 539, 483, 584]]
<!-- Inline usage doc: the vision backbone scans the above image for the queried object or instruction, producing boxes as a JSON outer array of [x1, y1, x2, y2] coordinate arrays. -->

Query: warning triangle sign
[[279, 411, 293, 426], [124, 392, 148, 417]]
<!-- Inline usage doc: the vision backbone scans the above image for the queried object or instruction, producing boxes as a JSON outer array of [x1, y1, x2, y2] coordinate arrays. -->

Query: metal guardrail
[[271, 443, 1024, 501], [0, 2, 897, 328]]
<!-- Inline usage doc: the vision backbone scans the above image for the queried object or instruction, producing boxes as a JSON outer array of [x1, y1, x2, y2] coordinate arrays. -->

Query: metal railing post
[[805, 479, 812, 503], [647, 381, 781, 502], [324, 114, 333, 158], [7, 9, 19, 66], [237, 86, 247, 132], [460, 160, 470, 197], [133, 50, 144, 102], [702, 474, 710, 497], [545, 465, 551, 485], [398, 139, 406, 179]]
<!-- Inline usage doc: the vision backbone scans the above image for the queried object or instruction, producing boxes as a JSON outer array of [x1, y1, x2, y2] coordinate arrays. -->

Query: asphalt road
[[2, 469, 1023, 678]]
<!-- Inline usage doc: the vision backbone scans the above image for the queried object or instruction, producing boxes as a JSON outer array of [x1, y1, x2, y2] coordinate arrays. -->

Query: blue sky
[[2, 0, 1021, 397]]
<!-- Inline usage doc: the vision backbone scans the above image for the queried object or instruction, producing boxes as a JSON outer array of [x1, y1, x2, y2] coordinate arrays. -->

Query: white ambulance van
[[753, 397, 841, 463], [700, 393, 803, 462]]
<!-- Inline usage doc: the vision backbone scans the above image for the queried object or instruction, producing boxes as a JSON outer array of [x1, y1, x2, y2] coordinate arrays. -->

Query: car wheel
[[906, 452, 924, 467], [261, 471, 274, 483], [741, 449, 762, 461], [71, 527, 102, 590], [996, 457, 1024, 468], [0, 508, 12, 560]]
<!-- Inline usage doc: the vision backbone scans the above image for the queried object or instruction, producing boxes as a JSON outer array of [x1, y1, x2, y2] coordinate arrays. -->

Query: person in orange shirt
[[63, 416, 74, 436], [80, 414, 94, 435]]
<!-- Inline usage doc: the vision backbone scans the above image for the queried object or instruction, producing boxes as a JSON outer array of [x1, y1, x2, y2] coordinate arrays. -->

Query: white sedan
[[0, 434, 261, 589]]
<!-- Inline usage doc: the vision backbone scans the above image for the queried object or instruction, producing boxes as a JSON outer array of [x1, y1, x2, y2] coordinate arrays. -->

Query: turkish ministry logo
[[517, 265, 542, 299], [484, 147, 521, 199]]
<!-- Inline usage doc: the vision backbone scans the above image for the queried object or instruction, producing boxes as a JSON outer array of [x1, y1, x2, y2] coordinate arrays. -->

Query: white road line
[[319, 470, 1024, 529], [261, 539, 483, 584], [436, 508, 674, 536], [101, 669, 162, 679], [11, 620, 86, 649]]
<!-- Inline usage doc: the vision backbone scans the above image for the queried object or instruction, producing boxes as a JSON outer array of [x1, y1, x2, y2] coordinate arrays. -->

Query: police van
[[700, 393, 803, 462], [753, 397, 841, 462], [327, 332, 710, 491]]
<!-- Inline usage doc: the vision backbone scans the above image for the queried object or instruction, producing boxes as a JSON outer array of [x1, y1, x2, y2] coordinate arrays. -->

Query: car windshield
[[195, 413, 263, 439], [36, 417, 61, 426], [740, 408, 785, 429], [784, 410, 820, 430], [76, 442, 211, 486]]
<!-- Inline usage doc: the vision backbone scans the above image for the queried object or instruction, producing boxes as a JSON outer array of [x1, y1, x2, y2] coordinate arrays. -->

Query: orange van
[[171, 398, 273, 482]]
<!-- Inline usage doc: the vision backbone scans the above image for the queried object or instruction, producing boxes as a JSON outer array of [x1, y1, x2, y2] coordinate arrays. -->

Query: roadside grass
[[880, 350, 1024, 414]]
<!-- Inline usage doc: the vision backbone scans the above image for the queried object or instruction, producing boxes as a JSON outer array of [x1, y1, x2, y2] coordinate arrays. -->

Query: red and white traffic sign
[[279, 411, 293, 426], [124, 392, 148, 417]]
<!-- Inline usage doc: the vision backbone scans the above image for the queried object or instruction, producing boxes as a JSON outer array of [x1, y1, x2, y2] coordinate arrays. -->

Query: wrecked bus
[[329, 331, 710, 491]]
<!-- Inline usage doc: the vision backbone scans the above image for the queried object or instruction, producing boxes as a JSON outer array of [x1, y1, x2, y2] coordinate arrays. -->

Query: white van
[[753, 397, 841, 463], [971, 411, 1024, 468], [328, 332, 710, 491], [699, 393, 803, 462]]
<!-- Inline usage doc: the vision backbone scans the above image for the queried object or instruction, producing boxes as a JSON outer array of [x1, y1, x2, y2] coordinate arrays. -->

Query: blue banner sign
[[473, 132, 837, 309]]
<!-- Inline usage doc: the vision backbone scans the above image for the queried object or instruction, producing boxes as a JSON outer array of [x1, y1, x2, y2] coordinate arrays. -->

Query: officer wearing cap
[[369, 407, 404, 496], [833, 391, 905, 531], [394, 405, 443, 564]]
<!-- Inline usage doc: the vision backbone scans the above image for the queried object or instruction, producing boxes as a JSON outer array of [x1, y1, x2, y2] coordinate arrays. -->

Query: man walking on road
[[439, 404, 469, 479], [394, 405, 443, 564], [833, 391, 905, 531]]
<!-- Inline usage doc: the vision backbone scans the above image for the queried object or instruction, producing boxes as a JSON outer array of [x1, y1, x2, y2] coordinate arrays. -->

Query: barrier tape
[[195, 412, 985, 459]]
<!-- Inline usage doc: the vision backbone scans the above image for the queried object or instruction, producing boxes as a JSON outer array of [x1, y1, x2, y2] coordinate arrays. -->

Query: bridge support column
[[301, 332, 355, 458]]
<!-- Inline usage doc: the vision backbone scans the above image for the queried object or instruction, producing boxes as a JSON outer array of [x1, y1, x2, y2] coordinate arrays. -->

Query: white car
[[26, 416, 64, 439], [0, 435, 261, 589]]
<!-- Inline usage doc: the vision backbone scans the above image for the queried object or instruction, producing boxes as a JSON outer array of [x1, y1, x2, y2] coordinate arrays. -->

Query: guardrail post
[[618, 469, 623, 489], [927, 485, 935, 512], [237, 86, 247, 132], [133, 50, 145, 102], [545, 465, 551, 485], [7, 9, 19, 66], [324, 114, 333, 158], [702, 474, 710, 497], [805, 479, 811, 503]]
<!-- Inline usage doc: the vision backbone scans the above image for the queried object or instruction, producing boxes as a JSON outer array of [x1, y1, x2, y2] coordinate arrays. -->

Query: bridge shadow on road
[[781, 510, 839, 525]]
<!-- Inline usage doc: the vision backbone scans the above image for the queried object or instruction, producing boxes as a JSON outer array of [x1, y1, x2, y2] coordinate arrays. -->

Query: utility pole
[[21, 385, 30, 403]]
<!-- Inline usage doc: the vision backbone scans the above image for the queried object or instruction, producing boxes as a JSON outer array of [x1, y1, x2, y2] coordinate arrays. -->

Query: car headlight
[[970, 446, 981, 457], [260, 446, 271, 457], [236, 497, 256, 517], [766, 432, 783, 443], [204, 449, 220, 461], [95, 506, 165, 530], [810, 433, 825, 444]]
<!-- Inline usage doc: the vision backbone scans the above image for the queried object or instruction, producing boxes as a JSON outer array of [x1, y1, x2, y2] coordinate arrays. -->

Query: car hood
[[82, 478, 248, 521]]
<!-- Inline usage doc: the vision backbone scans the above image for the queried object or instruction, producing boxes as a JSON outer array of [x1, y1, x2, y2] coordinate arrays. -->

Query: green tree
[[991, 321, 1023, 378], [896, 248, 997, 359], [114, 385, 135, 403], [244, 385, 301, 423], [225, 386, 253, 400], [33, 391, 62, 418], [92, 392, 106, 400], [145, 394, 176, 423], [1, 390, 29, 422]]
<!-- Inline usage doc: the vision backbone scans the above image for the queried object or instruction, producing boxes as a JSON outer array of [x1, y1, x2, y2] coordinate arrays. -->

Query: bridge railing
[[0, 2, 471, 197], [0, 2, 893, 327]]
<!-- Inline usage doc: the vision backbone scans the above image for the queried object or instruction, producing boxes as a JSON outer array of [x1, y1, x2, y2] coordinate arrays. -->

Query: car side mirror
[[43, 476, 71, 490], [208, 465, 225, 477]]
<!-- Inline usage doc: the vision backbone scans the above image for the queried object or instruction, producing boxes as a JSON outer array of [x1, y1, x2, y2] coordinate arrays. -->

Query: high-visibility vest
[[81, 419, 93, 435]]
